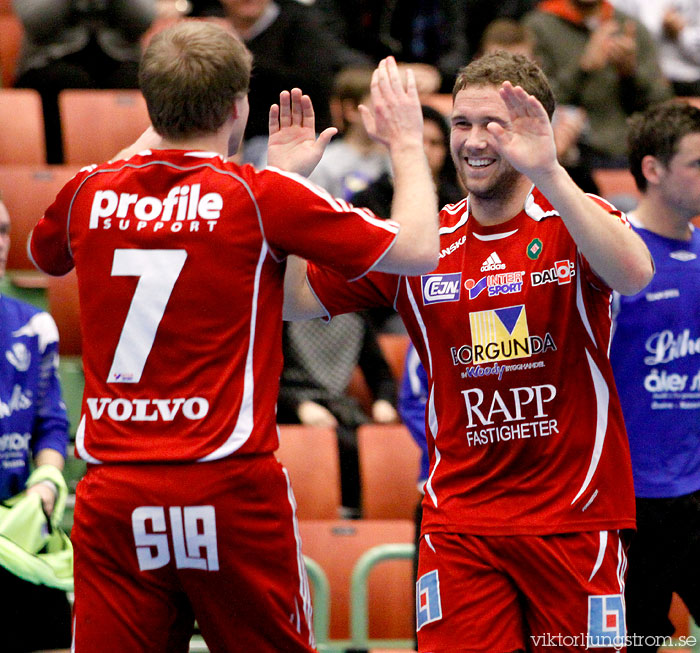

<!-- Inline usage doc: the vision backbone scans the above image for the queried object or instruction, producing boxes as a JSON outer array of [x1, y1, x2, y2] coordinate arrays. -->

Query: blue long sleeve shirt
[[0, 295, 69, 500]]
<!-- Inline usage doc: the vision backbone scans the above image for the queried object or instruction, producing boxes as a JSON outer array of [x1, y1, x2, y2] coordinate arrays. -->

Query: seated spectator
[[523, 0, 672, 168], [610, 0, 700, 98], [220, 0, 348, 154], [351, 104, 463, 217], [0, 196, 72, 653], [13, 0, 157, 163], [308, 65, 391, 200], [314, 0, 468, 93], [278, 314, 398, 519], [479, 17, 600, 193]]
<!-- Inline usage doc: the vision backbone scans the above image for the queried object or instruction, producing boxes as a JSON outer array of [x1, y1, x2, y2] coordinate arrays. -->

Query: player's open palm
[[267, 88, 337, 177], [487, 81, 558, 182], [359, 56, 423, 151]]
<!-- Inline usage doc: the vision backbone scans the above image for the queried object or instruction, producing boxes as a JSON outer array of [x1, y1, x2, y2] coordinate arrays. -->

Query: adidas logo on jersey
[[89, 184, 223, 233], [480, 252, 505, 272]]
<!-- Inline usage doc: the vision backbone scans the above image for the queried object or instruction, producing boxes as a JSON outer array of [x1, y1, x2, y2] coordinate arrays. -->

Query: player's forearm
[[283, 255, 325, 321], [379, 142, 439, 275], [34, 447, 65, 472], [536, 163, 653, 295]]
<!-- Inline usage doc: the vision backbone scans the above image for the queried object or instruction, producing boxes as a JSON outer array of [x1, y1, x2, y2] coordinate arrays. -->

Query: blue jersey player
[[0, 196, 72, 652], [611, 101, 700, 652]]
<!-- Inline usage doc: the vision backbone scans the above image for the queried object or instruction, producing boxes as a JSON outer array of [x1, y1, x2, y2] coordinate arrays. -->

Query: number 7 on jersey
[[108, 249, 187, 384]]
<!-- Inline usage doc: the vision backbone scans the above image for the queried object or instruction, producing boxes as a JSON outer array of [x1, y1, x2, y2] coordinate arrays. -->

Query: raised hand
[[358, 56, 424, 151], [486, 81, 559, 183], [267, 88, 337, 177]]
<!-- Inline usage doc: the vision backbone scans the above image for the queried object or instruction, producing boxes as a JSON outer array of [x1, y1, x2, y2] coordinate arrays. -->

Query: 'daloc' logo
[[422, 273, 462, 305]]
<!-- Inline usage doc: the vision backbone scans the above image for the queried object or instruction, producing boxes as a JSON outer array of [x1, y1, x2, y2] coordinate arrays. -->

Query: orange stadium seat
[[0, 89, 45, 163], [0, 164, 81, 271], [47, 269, 81, 357], [59, 89, 151, 164], [276, 425, 342, 520], [358, 424, 422, 520], [0, 14, 22, 87], [299, 519, 415, 642], [591, 168, 640, 205]]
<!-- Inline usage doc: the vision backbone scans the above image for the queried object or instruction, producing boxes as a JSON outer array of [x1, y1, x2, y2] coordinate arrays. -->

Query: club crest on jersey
[[422, 273, 462, 305], [527, 238, 543, 260], [480, 251, 505, 272], [587, 595, 625, 648], [465, 271, 525, 299], [451, 305, 556, 366], [531, 260, 575, 286]]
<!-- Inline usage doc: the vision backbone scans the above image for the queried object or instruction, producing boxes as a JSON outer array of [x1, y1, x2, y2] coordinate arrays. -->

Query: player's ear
[[640, 154, 663, 186]]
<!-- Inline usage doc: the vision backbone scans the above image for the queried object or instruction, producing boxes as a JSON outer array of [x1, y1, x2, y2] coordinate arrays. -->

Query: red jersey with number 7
[[29, 149, 399, 464]]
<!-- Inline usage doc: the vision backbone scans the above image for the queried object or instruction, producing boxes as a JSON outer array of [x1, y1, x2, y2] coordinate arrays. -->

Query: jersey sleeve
[[29, 169, 89, 276], [256, 167, 400, 281], [306, 262, 400, 319], [579, 193, 632, 290]]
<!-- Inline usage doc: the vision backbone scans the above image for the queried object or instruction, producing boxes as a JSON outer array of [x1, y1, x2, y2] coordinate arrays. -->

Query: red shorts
[[71, 454, 315, 653], [416, 530, 629, 653]]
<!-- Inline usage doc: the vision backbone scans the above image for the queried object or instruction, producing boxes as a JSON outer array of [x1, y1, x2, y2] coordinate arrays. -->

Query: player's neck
[[157, 133, 230, 159], [632, 195, 693, 242], [468, 181, 532, 226]]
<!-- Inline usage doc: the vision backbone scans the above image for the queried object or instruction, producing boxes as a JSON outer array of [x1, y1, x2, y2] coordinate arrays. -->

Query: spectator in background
[[220, 0, 349, 158], [610, 100, 700, 652], [479, 18, 599, 193], [524, 0, 672, 168], [13, 0, 157, 163], [278, 315, 398, 519], [0, 197, 72, 653], [351, 104, 462, 218], [314, 0, 468, 93], [308, 65, 391, 200], [610, 0, 700, 98]]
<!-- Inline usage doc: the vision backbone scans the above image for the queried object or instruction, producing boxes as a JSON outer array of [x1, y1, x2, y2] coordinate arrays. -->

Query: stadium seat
[[0, 13, 22, 88], [0, 164, 81, 271], [358, 424, 422, 520], [276, 425, 342, 520], [0, 89, 45, 163], [299, 519, 415, 646], [591, 168, 640, 206], [59, 89, 151, 164], [47, 269, 81, 357]]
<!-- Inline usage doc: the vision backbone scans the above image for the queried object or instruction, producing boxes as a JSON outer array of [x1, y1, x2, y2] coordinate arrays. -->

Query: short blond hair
[[139, 20, 253, 139]]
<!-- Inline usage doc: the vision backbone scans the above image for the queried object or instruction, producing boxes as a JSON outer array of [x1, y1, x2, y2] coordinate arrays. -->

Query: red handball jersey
[[308, 188, 636, 536], [29, 150, 399, 464]]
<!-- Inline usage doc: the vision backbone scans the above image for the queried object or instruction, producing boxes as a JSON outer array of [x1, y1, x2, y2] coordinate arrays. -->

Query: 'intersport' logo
[[422, 273, 462, 305]]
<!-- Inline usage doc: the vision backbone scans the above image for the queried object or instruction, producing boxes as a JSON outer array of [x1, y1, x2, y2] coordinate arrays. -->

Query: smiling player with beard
[[284, 51, 655, 652]]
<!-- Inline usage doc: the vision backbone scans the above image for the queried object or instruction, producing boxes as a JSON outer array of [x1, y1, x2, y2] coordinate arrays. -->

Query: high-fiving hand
[[267, 88, 337, 177]]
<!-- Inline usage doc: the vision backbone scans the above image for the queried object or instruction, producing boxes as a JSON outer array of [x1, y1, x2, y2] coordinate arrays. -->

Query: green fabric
[[0, 466, 73, 591]]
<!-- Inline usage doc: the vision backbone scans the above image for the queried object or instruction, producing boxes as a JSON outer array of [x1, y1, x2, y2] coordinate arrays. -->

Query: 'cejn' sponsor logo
[[422, 273, 461, 305], [451, 305, 556, 365], [89, 184, 222, 233], [531, 260, 575, 286], [461, 384, 559, 446], [87, 397, 209, 422]]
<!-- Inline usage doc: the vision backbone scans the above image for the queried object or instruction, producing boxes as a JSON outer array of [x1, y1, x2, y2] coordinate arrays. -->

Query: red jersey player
[[28, 20, 439, 653], [284, 52, 654, 652]]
